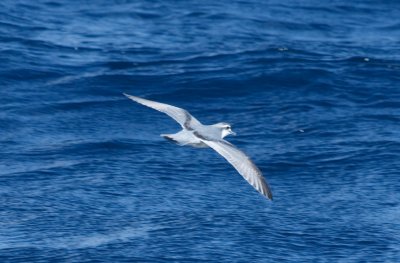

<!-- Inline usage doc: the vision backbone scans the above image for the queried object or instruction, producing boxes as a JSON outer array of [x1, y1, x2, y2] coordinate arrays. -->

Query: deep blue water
[[1, 0, 400, 262]]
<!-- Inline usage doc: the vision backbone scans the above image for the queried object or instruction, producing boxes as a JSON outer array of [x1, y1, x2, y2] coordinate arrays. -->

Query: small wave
[[0, 226, 154, 250]]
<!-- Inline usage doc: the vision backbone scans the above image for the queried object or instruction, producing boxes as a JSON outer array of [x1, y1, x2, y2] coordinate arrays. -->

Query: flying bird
[[123, 93, 273, 200]]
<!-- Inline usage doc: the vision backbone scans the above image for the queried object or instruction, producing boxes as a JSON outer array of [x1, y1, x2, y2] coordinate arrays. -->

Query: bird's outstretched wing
[[201, 139, 273, 200], [123, 93, 202, 130]]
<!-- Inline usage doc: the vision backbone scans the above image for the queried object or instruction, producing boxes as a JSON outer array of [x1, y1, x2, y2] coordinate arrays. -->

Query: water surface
[[1, 0, 400, 262]]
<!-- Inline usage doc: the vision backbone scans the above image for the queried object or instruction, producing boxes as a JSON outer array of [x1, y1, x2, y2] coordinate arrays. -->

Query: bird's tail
[[161, 134, 179, 144]]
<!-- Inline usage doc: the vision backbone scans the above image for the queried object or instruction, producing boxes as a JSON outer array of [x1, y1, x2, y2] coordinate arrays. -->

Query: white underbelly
[[187, 141, 209, 148], [161, 129, 209, 148]]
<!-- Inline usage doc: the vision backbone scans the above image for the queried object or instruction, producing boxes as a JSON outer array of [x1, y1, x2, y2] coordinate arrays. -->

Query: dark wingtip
[[261, 179, 273, 201], [268, 191, 273, 201], [264, 184, 273, 201]]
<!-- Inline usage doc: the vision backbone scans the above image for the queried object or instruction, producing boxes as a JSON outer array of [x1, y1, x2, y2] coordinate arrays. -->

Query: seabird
[[123, 93, 273, 200]]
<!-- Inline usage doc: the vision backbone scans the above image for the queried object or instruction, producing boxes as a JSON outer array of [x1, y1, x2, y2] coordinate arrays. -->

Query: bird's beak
[[230, 130, 236, 136]]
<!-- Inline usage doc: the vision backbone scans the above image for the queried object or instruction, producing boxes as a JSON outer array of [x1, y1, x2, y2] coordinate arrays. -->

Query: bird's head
[[214, 122, 236, 138]]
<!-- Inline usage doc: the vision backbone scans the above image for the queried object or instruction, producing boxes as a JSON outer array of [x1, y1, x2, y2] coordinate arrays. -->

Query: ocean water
[[1, 0, 400, 262]]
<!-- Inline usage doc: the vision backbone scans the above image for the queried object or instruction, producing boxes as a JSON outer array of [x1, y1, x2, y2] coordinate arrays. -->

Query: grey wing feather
[[123, 93, 202, 130], [202, 140, 273, 200]]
